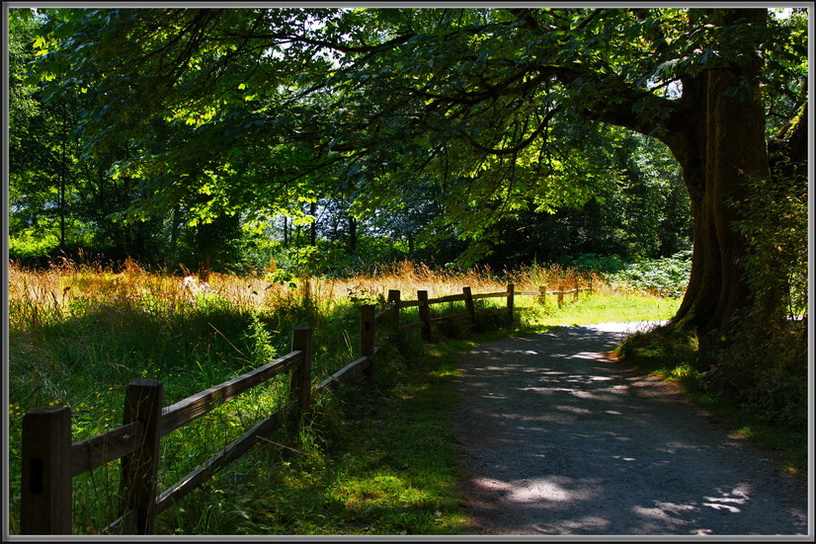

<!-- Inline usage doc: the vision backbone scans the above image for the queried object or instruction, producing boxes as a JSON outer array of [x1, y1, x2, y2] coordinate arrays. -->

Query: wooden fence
[[19, 282, 589, 535]]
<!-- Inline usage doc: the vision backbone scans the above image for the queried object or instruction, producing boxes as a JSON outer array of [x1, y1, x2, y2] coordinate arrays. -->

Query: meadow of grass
[[6, 257, 683, 535]]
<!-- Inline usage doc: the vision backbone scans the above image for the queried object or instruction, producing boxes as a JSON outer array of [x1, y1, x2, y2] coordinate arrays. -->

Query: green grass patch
[[515, 291, 680, 331], [153, 336, 478, 535]]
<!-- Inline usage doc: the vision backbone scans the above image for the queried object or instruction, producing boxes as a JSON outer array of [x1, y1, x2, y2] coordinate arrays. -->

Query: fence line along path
[[19, 282, 590, 535]]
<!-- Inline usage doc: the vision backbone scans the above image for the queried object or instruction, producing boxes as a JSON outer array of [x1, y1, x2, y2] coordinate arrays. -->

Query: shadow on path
[[452, 323, 810, 536]]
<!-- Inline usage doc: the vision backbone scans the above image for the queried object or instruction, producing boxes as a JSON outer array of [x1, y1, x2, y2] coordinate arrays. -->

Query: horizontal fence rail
[[19, 281, 590, 535], [161, 350, 305, 436], [71, 421, 144, 478], [21, 331, 316, 536]]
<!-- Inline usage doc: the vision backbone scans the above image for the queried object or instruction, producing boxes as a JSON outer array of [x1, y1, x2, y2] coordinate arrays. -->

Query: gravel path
[[451, 323, 810, 536]]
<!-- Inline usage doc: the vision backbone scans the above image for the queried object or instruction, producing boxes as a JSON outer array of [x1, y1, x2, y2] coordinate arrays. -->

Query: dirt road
[[451, 323, 810, 536]]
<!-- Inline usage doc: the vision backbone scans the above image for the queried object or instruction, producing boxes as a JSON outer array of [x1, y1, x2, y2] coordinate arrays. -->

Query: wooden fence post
[[507, 283, 515, 324], [558, 290, 564, 307], [538, 285, 547, 307], [290, 327, 313, 421], [360, 305, 375, 379], [121, 379, 164, 535], [21, 407, 73, 535], [417, 290, 432, 342], [463, 286, 476, 326], [387, 289, 401, 340]]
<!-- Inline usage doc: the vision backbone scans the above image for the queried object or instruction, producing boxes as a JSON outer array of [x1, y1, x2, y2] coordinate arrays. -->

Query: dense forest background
[[6, 6, 809, 357], [8, 8, 694, 277]]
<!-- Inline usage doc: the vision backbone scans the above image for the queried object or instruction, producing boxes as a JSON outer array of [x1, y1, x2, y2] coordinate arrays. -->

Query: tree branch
[[465, 106, 561, 156]]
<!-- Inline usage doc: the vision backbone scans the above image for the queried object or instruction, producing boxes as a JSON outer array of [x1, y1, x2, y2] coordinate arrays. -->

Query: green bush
[[9, 229, 60, 259], [605, 250, 691, 297], [702, 173, 808, 430]]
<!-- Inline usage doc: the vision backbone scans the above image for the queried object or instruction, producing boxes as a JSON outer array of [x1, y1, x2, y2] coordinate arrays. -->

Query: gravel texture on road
[[451, 322, 810, 536]]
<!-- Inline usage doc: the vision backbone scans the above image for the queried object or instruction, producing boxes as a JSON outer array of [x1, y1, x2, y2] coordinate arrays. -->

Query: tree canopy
[[8, 6, 809, 342]]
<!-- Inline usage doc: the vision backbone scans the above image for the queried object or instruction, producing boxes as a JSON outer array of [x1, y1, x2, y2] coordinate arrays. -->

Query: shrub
[[605, 250, 691, 297], [9, 230, 60, 259], [702, 173, 808, 430]]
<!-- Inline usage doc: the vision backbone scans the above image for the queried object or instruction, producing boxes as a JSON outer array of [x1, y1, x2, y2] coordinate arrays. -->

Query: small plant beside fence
[[19, 282, 589, 535]]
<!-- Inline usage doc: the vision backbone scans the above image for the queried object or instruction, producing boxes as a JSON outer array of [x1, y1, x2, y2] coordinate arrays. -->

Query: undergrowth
[[5, 258, 521, 534]]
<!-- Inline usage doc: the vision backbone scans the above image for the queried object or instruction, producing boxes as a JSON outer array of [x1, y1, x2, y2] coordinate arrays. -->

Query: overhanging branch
[[465, 106, 561, 156]]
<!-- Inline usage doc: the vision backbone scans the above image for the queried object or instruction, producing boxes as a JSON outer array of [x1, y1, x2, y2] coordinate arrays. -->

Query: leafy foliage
[[16, 8, 708, 265], [606, 251, 692, 298], [697, 172, 809, 429], [8, 7, 808, 343]]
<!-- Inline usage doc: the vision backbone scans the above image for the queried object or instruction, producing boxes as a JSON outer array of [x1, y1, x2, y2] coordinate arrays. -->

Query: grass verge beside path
[[154, 335, 479, 535], [514, 291, 679, 330]]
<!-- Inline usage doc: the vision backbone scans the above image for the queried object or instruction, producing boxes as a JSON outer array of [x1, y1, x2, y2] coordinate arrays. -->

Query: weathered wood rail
[[19, 282, 589, 535]]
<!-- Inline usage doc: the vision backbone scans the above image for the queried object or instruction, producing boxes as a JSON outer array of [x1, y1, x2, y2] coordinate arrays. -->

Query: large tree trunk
[[663, 9, 770, 348], [559, 9, 774, 350]]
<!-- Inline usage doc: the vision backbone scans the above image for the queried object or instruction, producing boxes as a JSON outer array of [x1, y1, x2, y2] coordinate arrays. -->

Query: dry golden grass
[[328, 260, 504, 301], [8, 257, 600, 332], [317, 260, 600, 302]]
